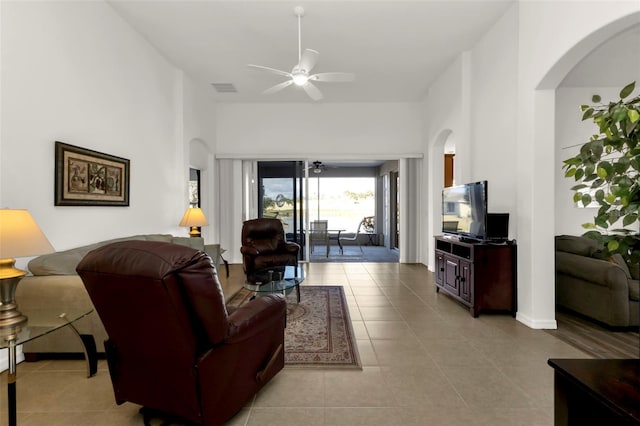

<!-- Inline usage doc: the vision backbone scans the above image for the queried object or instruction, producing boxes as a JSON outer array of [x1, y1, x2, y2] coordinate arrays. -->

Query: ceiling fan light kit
[[247, 6, 355, 101], [312, 161, 325, 174]]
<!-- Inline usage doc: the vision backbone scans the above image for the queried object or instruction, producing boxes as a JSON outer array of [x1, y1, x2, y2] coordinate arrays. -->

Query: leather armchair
[[241, 218, 300, 283], [76, 240, 286, 426]]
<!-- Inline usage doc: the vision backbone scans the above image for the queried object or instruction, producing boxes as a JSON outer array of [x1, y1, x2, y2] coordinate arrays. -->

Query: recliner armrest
[[282, 242, 300, 254], [240, 245, 260, 256], [226, 294, 286, 343]]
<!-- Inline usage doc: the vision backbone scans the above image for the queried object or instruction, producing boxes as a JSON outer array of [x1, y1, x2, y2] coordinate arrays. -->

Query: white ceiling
[[108, 0, 515, 103]]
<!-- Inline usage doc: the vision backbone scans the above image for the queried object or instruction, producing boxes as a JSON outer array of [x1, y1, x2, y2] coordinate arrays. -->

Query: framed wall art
[[55, 141, 130, 206]]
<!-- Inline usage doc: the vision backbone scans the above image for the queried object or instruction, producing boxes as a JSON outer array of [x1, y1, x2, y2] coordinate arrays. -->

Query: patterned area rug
[[227, 285, 362, 369]]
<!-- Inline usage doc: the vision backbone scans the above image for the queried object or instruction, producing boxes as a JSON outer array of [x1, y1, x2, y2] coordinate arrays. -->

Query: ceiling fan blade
[[263, 80, 294, 95], [303, 82, 323, 101], [298, 49, 319, 73], [309, 72, 355, 83], [247, 64, 292, 78]]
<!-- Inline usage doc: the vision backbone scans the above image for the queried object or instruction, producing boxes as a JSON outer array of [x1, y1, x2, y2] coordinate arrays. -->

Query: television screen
[[442, 181, 487, 240]]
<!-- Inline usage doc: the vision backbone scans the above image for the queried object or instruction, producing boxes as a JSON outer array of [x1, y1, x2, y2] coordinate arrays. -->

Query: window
[[189, 168, 200, 207], [310, 177, 375, 232]]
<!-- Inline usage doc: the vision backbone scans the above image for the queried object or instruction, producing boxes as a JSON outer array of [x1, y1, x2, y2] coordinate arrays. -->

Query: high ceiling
[[108, 0, 515, 103]]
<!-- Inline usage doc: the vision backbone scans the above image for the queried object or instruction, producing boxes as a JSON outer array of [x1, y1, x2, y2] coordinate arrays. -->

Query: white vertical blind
[[242, 160, 258, 221], [217, 159, 243, 264], [399, 158, 421, 262]]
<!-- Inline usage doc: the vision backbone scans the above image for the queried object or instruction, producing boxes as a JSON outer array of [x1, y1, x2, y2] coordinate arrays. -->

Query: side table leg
[[219, 254, 230, 278], [8, 341, 17, 426], [66, 322, 98, 378]]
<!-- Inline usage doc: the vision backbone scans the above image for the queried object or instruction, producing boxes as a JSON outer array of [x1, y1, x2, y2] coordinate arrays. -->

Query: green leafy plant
[[563, 81, 640, 266]]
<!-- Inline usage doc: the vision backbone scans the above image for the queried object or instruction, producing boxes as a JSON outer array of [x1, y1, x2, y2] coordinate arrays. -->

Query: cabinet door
[[459, 260, 472, 302], [444, 258, 459, 294], [435, 252, 445, 286]]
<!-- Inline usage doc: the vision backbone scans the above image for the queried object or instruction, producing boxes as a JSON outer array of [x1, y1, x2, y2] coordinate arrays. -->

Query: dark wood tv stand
[[434, 236, 516, 317]]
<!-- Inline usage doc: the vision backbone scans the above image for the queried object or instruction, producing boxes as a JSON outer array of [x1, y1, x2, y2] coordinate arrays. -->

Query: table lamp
[[179, 207, 208, 238], [0, 209, 54, 327]]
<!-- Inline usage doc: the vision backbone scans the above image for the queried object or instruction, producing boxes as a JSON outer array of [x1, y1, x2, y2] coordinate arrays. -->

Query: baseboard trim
[[517, 312, 558, 329]]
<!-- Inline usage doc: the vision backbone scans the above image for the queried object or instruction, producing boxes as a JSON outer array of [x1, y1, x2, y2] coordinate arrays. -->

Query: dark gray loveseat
[[555, 235, 639, 328]]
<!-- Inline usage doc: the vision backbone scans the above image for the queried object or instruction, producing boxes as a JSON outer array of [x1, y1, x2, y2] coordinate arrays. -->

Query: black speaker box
[[486, 213, 509, 241]]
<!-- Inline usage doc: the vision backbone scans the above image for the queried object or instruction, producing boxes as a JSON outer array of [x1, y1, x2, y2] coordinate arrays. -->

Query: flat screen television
[[442, 180, 488, 241]]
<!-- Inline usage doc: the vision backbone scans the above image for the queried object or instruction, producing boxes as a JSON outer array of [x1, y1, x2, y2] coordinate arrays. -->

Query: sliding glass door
[[257, 161, 306, 258], [390, 171, 399, 249]]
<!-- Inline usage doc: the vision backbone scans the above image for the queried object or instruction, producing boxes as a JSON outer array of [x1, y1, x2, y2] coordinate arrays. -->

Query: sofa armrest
[[556, 251, 630, 292]]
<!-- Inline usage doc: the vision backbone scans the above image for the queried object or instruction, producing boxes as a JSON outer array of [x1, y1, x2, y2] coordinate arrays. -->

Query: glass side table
[[244, 265, 305, 303], [0, 308, 95, 426]]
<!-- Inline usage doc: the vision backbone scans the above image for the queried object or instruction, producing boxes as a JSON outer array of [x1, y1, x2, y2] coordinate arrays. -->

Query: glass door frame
[[390, 170, 399, 249], [256, 160, 309, 261]]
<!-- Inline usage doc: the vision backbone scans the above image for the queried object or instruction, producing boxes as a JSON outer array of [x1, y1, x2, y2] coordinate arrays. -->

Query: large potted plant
[[562, 81, 639, 267]]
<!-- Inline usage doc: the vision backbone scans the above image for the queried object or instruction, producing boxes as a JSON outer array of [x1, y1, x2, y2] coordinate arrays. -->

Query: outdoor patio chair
[[338, 216, 375, 254], [310, 220, 330, 257]]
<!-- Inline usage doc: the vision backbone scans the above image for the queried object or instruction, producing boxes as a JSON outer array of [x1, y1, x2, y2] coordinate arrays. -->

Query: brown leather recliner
[[76, 240, 286, 426], [241, 218, 300, 283]]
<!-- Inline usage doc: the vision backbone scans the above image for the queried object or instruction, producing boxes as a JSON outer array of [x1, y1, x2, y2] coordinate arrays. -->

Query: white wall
[[469, 4, 518, 222], [181, 75, 218, 242], [215, 103, 423, 158], [0, 1, 215, 264], [423, 55, 465, 268]]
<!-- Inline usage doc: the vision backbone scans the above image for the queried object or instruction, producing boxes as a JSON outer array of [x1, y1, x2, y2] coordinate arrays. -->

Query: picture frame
[[55, 141, 130, 206]]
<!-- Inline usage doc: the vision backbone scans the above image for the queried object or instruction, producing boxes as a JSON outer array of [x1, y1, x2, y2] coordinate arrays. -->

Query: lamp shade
[[179, 207, 208, 228], [0, 209, 54, 259]]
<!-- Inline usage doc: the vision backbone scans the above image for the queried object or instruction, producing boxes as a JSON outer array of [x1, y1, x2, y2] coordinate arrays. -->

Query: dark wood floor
[[546, 310, 640, 359]]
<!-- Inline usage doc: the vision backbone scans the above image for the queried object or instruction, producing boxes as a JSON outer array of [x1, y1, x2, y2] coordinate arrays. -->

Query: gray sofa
[[16, 234, 241, 356], [555, 235, 639, 328]]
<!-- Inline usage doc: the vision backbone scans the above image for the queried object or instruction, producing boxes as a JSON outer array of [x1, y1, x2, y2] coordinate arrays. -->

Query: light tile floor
[[0, 263, 590, 425]]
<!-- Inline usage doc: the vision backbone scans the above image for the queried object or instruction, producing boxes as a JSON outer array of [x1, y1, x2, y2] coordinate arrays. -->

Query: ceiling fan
[[308, 161, 340, 174], [247, 6, 355, 101], [310, 161, 326, 174]]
